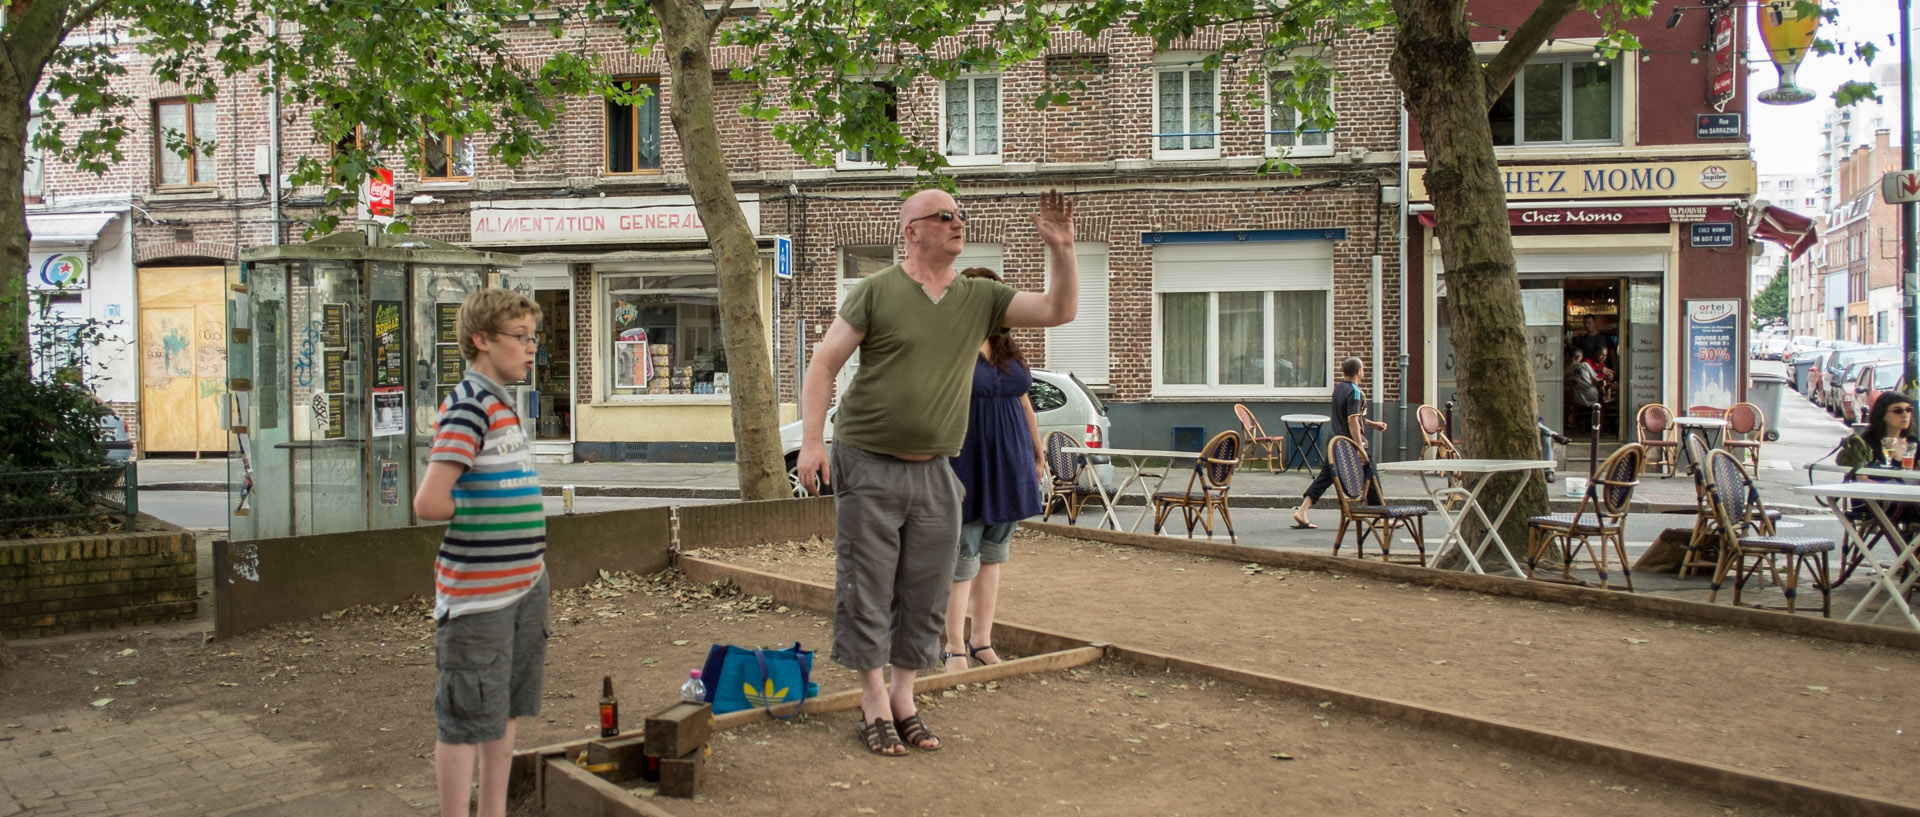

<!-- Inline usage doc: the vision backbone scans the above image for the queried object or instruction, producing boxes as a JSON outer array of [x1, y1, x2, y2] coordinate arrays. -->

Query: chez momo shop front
[[468, 194, 778, 462]]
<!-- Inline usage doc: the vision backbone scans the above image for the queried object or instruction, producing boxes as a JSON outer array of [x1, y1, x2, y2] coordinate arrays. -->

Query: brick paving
[[0, 708, 416, 817]]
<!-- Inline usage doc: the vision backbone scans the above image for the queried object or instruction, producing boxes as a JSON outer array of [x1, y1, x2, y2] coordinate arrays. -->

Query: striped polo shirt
[[430, 369, 546, 621]]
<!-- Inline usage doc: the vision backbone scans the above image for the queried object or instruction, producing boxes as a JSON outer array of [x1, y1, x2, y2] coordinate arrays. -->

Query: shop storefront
[[467, 194, 776, 463], [24, 210, 139, 438], [1412, 159, 1756, 442]]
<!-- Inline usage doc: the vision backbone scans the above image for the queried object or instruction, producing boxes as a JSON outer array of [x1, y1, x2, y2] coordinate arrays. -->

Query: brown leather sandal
[[858, 717, 906, 756], [896, 711, 942, 751]]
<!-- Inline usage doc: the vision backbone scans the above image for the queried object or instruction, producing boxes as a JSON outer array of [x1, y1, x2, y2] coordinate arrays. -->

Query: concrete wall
[[676, 497, 835, 550], [0, 522, 197, 638]]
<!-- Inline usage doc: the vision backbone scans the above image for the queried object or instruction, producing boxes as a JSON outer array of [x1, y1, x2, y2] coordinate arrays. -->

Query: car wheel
[[786, 453, 832, 498]]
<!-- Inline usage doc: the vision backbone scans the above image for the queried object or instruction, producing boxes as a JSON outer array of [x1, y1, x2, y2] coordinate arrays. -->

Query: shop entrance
[[533, 288, 573, 446]]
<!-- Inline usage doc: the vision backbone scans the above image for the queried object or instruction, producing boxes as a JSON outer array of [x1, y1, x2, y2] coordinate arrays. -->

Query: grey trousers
[[829, 444, 963, 671]]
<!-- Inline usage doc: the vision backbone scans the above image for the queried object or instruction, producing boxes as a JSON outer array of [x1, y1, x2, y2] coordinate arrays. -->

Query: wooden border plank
[[542, 757, 682, 817], [1022, 521, 1920, 650]]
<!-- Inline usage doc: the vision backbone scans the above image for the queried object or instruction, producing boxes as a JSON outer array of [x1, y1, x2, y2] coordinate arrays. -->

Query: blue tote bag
[[699, 642, 817, 717]]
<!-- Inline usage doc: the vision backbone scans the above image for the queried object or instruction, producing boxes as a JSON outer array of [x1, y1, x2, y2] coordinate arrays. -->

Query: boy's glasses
[[907, 210, 968, 226], [491, 332, 539, 348]]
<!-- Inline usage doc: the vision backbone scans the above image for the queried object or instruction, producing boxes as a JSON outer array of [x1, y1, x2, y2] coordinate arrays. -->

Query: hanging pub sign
[[1709, 6, 1737, 111], [1755, 0, 1820, 105]]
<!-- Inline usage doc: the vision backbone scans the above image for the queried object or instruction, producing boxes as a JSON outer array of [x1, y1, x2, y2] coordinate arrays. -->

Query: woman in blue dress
[[943, 268, 1045, 673]]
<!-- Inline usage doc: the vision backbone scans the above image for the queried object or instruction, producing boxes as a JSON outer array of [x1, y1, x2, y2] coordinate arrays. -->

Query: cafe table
[[1673, 416, 1731, 470], [1062, 446, 1199, 533], [1793, 482, 1920, 630], [1374, 459, 1554, 576]]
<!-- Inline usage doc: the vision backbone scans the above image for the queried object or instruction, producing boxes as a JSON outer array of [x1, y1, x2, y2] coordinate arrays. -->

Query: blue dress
[[950, 356, 1043, 526]]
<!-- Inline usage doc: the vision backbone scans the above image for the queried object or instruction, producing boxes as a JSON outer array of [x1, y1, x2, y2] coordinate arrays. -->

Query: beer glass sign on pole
[[1755, 0, 1822, 105]]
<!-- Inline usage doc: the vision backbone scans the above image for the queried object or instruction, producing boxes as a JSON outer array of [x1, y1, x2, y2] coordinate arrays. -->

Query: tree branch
[[706, 0, 736, 40], [1479, 0, 1581, 106], [60, 0, 116, 39]]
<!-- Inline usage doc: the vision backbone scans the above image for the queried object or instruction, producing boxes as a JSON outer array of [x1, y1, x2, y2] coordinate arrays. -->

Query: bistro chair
[[1328, 436, 1428, 566], [1722, 402, 1766, 472], [1636, 403, 1681, 478], [1041, 431, 1114, 525], [1682, 434, 1783, 579], [1232, 404, 1286, 474], [1525, 443, 1645, 591], [1704, 449, 1835, 616], [1151, 430, 1242, 542], [1415, 404, 1467, 510]]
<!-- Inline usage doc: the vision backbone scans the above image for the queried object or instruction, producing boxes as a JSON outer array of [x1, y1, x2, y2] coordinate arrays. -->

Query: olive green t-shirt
[[834, 265, 1018, 457]]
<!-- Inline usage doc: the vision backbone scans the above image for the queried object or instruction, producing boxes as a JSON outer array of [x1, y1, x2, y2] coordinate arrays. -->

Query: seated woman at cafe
[[1838, 392, 1920, 470]]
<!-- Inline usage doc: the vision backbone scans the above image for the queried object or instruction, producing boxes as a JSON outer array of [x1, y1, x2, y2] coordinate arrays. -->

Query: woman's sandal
[[896, 712, 942, 751], [966, 640, 1002, 666], [941, 649, 970, 673], [858, 717, 907, 757]]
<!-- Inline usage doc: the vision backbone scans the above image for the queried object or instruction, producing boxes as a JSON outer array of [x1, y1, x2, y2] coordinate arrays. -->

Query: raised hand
[[1032, 189, 1076, 249]]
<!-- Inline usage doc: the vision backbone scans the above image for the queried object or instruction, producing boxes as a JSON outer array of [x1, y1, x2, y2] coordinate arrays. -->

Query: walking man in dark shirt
[[1291, 357, 1386, 528]]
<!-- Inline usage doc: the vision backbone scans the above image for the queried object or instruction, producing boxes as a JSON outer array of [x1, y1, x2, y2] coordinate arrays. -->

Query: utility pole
[[1904, 0, 1917, 386]]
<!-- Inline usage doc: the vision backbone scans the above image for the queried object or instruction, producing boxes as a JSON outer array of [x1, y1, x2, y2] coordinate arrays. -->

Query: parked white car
[[779, 368, 1111, 497]]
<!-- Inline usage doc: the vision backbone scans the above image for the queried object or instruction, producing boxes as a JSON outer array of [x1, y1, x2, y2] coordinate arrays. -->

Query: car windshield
[[1877, 367, 1901, 388]]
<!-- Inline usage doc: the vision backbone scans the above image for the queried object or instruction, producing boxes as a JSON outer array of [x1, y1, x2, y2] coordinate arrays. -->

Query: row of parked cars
[[1790, 338, 1904, 424]]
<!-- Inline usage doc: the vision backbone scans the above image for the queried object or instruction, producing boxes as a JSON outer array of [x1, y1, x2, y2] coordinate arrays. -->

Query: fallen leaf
[[217, 682, 239, 687], [115, 678, 139, 687], [1805, 685, 1828, 692], [116, 649, 136, 657], [672, 640, 689, 646], [1623, 638, 1650, 645], [828, 781, 852, 790], [89, 698, 113, 708], [1272, 752, 1294, 760]]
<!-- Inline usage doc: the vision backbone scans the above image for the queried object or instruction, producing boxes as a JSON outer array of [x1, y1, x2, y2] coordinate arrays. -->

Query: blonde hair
[[458, 288, 542, 361]]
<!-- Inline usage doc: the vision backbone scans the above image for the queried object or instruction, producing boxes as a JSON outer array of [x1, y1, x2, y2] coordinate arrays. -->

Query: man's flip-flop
[[1290, 520, 1318, 530]]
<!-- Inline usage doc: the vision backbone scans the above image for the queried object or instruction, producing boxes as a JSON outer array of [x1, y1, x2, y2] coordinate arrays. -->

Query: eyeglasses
[[491, 332, 539, 348], [1892, 407, 1915, 415], [907, 209, 968, 226]]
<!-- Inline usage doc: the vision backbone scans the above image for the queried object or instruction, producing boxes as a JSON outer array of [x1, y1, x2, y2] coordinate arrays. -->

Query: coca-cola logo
[[368, 168, 394, 216]]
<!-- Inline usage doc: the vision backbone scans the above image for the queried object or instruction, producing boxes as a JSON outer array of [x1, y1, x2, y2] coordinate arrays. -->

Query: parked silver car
[[779, 368, 1111, 497]]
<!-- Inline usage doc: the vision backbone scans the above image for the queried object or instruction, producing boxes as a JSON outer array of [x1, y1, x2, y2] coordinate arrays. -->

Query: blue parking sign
[[775, 235, 793, 279]]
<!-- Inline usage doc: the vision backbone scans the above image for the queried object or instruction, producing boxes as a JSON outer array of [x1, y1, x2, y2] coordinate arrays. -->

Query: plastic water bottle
[[680, 669, 706, 703]]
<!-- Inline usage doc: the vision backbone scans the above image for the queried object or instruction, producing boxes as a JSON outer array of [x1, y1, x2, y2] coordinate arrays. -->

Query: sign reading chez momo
[[1408, 160, 1755, 202], [470, 195, 760, 246]]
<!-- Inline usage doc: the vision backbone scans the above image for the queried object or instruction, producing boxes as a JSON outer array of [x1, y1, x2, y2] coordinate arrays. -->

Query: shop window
[[1159, 290, 1329, 390], [1487, 58, 1617, 146], [24, 113, 42, 202], [943, 75, 1001, 164], [606, 79, 662, 174], [422, 131, 474, 180], [839, 81, 899, 168], [1153, 59, 1217, 159], [1266, 68, 1333, 157], [154, 98, 217, 187], [604, 271, 726, 398]]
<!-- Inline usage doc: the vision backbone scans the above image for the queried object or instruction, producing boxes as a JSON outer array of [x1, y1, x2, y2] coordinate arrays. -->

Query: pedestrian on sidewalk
[[941, 268, 1045, 675], [1292, 357, 1386, 529], [795, 188, 1078, 757], [412, 289, 550, 817]]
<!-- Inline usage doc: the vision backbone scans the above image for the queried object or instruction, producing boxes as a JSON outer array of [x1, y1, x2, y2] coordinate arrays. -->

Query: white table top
[[1805, 462, 1920, 481], [1376, 459, 1555, 474], [1063, 446, 1196, 459], [1673, 417, 1730, 428], [1794, 482, 1920, 501], [1280, 414, 1331, 423]]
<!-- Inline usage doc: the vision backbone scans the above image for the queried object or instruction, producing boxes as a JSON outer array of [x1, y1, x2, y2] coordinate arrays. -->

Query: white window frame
[[835, 80, 899, 171], [1151, 242, 1335, 397], [940, 73, 1003, 166], [1265, 63, 1335, 158], [1151, 56, 1220, 160], [1488, 55, 1622, 147], [597, 265, 730, 405]]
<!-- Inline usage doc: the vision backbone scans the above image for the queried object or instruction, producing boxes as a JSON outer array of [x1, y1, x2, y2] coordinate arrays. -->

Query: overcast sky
[[1747, 2, 1910, 177]]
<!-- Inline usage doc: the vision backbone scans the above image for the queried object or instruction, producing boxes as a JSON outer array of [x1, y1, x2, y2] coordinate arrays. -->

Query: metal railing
[[0, 462, 137, 531]]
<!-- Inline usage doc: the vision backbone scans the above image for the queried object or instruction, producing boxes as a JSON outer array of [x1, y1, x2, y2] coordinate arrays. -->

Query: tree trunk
[[1390, 0, 1546, 560], [652, 0, 788, 502], [0, 0, 70, 354]]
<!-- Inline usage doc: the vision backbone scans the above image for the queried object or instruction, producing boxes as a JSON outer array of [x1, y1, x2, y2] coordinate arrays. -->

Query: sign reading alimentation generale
[[1407, 159, 1755, 202], [469, 194, 761, 247]]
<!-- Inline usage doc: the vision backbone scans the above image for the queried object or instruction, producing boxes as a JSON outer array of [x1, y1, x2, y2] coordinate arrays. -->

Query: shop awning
[[27, 212, 118, 246], [1749, 203, 1818, 261]]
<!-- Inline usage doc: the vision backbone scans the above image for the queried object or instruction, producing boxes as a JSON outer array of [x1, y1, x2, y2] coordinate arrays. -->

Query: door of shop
[[138, 265, 228, 455], [532, 287, 574, 456]]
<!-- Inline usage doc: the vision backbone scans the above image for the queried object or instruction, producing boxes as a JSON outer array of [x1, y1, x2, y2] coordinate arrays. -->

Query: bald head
[[900, 189, 957, 233]]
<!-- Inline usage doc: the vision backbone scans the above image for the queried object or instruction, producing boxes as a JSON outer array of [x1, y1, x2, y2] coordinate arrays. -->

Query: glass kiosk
[[225, 231, 523, 540]]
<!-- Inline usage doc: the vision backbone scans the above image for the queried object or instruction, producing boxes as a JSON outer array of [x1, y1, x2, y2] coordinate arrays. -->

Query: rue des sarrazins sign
[[1407, 159, 1756, 202]]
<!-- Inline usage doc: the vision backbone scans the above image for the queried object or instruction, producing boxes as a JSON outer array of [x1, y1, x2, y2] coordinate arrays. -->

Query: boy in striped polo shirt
[[412, 288, 547, 817]]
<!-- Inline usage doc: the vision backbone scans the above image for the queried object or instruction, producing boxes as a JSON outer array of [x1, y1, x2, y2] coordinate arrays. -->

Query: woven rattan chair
[[1722, 402, 1766, 472], [1041, 431, 1114, 524], [1636, 403, 1680, 477], [1683, 434, 1782, 578], [1150, 430, 1241, 542], [1416, 404, 1461, 460], [1233, 404, 1286, 474], [1328, 435, 1428, 566], [1704, 449, 1834, 616], [1526, 443, 1645, 591]]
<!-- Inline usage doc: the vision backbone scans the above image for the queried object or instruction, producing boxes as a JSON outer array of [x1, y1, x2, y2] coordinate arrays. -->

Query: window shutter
[[1152, 241, 1333, 292], [1047, 243, 1110, 383]]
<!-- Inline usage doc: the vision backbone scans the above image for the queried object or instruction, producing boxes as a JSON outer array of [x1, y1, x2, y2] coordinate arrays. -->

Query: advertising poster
[[437, 303, 462, 344], [325, 394, 345, 439], [1684, 299, 1739, 417], [372, 301, 403, 388], [372, 388, 405, 437], [437, 345, 466, 385], [323, 349, 345, 394], [320, 303, 346, 347], [378, 460, 400, 506]]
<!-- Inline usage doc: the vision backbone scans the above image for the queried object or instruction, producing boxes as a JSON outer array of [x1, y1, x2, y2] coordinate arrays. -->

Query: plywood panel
[[139, 267, 227, 453]]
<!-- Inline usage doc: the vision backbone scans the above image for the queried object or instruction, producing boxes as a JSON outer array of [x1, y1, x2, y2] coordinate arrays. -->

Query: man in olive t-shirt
[[796, 188, 1078, 756]]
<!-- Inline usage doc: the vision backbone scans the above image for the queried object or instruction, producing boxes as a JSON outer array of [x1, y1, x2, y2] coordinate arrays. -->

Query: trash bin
[[1749, 372, 1789, 442], [1791, 355, 1816, 393]]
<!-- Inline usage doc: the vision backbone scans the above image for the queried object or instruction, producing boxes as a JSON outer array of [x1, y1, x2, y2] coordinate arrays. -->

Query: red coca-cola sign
[[368, 168, 394, 217]]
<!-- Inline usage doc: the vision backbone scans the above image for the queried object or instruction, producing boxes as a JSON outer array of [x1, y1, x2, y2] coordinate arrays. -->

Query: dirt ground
[[691, 531, 1920, 806], [0, 529, 1911, 816]]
